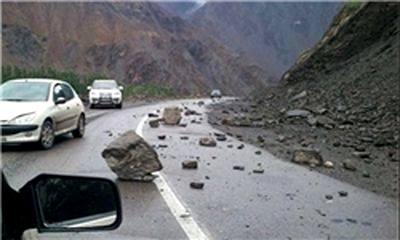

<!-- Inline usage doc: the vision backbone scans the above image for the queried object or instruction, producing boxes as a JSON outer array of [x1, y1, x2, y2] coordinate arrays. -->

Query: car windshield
[[92, 81, 117, 89], [0, 81, 50, 102]]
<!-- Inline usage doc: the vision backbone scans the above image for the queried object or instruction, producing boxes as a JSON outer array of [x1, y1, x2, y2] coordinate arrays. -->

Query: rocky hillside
[[1, 2, 267, 95], [190, 2, 342, 83], [209, 2, 399, 198]]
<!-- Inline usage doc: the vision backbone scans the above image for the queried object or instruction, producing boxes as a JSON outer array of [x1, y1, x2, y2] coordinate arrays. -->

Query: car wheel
[[116, 103, 122, 109], [39, 120, 55, 149], [72, 114, 85, 138], [89, 104, 95, 109]]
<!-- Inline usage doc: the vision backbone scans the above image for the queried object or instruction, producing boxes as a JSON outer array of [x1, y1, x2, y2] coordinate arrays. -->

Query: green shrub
[[1, 65, 175, 98]]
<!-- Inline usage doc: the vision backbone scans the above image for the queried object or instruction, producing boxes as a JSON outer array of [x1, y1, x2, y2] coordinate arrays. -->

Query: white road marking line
[[136, 114, 210, 240]]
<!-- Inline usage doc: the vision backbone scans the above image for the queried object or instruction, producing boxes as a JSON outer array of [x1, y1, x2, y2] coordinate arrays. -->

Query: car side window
[[60, 84, 74, 101], [53, 84, 65, 102]]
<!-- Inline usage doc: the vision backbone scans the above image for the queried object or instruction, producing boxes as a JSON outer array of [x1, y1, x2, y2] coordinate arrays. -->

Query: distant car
[[87, 80, 123, 109], [210, 89, 222, 99], [0, 79, 86, 149]]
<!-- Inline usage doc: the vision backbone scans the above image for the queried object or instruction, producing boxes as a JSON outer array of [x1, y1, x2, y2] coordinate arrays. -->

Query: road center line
[[136, 114, 210, 240]]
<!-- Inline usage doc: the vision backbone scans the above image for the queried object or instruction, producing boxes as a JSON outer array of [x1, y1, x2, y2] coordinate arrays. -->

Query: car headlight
[[9, 112, 36, 124]]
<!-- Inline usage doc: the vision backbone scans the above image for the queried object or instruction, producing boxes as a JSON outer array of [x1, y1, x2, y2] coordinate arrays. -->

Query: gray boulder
[[292, 148, 323, 167], [101, 131, 163, 181]]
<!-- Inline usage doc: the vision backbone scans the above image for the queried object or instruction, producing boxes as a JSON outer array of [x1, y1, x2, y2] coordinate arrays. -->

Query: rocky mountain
[[2, 2, 267, 95], [190, 2, 342, 83], [157, 1, 201, 18]]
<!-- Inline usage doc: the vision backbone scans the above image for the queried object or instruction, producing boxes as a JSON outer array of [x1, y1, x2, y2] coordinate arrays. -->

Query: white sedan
[[0, 79, 86, 149]]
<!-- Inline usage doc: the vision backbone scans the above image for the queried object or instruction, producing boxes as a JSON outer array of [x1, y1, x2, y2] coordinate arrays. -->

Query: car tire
[[72, 114, 85, 138], [116, 103, 122, 109], [39, 120, 55, 150], [89, 104, 95, 109]]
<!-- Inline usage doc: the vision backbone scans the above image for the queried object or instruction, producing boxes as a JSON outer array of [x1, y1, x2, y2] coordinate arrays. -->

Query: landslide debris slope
[[2, 2, 266, 95], [210, 2, 399, 198]]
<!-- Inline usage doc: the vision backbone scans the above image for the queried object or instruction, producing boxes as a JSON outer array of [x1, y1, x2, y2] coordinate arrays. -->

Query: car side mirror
[[118, 86, 124, 91], [87, 86, 92, 91], [30, 174, 122, 232], [55, 97, 66, 105]]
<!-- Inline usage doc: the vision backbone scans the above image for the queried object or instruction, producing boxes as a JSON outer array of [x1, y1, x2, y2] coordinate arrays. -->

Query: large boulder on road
[[101, 131, 162, 181], [163, 107, 182, 125]]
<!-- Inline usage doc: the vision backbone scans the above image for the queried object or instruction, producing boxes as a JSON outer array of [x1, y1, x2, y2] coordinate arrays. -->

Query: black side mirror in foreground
[[31, 174, 122, 232], [2, 174, 122, 239]]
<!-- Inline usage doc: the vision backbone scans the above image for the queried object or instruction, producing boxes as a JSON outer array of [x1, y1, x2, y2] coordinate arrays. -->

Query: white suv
[[87, 80, 123, 109], [0, 79, 86, 149]]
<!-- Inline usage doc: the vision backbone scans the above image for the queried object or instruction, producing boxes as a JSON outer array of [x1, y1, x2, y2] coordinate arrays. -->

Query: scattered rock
[[290, 90, 307, 102], [315, 116, 336, 129], [342, 159, 357, 171], [255, 151, 262, 155], [216, 134, 227, 141], [148, 113, 159, 118], [182, 160, 198, 169], [338, 191, 348, 197], [163, 107, 182, 125], [237, 144, 245, 150], [184, 109, 201, 116], [346, 218, 357, 224], [233, 165, 245, 171], [292, 149, 323, 167], [362, 171, 370, 178], [180, 136, 189, 140], [158, 135, 166, 140], [253, 168, 264, 174], [286, 109, 311, 118], [325, 194, 333, 200], [307, 115, 318, 126], [149, 119, 160, 128], [227, 144, 233, 148], [323, 161, 334, 168], [197, 101, 205, 106], [101, 131, 162, 181], [277, 135, 286, 143], [179, 123, 188, 128], [199, 137, 217, 147], [352, 151, 370, 158], [190, 182, 204, 189], [257, 135, 265, 143]]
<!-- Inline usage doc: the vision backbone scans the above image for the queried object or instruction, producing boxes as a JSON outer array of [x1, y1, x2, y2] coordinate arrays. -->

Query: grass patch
[[1, 65, 176, 98], [343, 1, 363, 13]]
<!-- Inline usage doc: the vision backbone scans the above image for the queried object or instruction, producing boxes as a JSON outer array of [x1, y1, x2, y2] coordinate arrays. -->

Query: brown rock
[[190, 182, 204, 189], [182, 160, 198, 169], [149, 119, 160, 128], [292, 149, 323, 166], [199, 137, 217, 147], [163, 107, 182, 125], [342, 159, 357, 171]]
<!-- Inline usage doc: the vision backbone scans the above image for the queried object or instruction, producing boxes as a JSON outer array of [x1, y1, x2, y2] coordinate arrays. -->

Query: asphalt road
[[1, 99, 398, 239]]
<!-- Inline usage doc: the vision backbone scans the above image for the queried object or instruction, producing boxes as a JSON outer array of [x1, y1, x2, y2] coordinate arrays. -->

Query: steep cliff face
[[2, 2, 267, 95], [282, 2, 399, 131], [190, 2, 342, 83]]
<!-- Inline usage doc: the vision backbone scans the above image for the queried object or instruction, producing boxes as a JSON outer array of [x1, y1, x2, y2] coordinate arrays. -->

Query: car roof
[[5, 78, 67, 85], [93, 79, 116, 82]]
